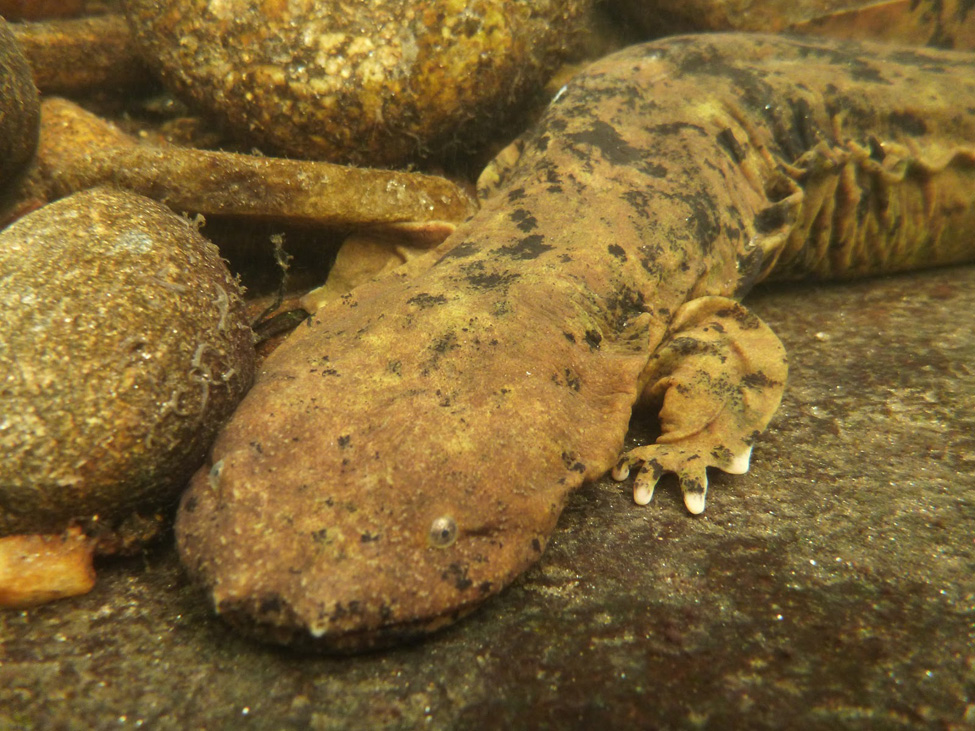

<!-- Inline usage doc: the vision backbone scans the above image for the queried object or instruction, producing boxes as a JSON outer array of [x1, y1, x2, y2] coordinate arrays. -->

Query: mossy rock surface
[[0, 188, 255, 540]]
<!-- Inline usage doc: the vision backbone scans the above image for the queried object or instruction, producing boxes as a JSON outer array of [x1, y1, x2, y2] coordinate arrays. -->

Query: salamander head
[[176, 432, 570, 651]]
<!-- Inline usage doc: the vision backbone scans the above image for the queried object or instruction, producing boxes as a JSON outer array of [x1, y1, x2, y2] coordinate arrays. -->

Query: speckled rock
[[122, 0, 594, 166], [0, 16, 40, 200], [0, 188, 255, 543]]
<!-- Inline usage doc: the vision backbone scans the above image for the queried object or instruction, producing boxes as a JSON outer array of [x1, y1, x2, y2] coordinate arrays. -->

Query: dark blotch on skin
[[567, 119, 644, 166], [608, 244, 627, 261], [509, 208, 538, 232], [563, 368, 581, 391], [442, 563, 473, 591], [440, 241, 480, 261], [790, 96, 817, 152], [677, 189, 721, 251], [432, 333, 459, 354], [649, 121, 707, 137], [715, 128, 745, 164], [622, 189, 653, 220], [498, 234, 553, 260], [561, 451, 586, 473], [462, 261, 521, 290], [754, 201, 793, 234], [407, 293, 449, 308], [734, 248, 767, 297], [742, 371, 779, 388]]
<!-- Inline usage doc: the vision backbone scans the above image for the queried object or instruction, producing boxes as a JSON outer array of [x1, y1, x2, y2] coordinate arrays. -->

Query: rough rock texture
[[0, 16, 40, 201], [0, 266, 971, 728], [0, 188, 255, 541], [122, 0, 595, 166]]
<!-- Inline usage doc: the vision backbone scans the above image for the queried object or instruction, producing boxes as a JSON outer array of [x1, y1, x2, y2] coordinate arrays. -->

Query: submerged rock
[[123, 0, 594, 166], [0, 188, 255, 543], [0, 17, 40, 200]]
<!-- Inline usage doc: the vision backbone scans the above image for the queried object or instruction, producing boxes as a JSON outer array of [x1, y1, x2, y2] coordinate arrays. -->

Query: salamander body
[[176, 34, 975, 650]]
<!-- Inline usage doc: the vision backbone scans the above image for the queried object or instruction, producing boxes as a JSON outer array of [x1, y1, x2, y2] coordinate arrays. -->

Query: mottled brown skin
[[617, 0, 975, 51], [177, 34, 975, 650]]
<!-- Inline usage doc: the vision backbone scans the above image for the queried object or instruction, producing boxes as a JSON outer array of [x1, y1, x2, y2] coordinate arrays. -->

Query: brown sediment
[[29, 98, 477, 235], [10, 14, 151, 93]]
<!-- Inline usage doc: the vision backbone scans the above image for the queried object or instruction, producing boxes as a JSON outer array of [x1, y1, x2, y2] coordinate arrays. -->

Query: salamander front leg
[[613, 296, 788, 514]]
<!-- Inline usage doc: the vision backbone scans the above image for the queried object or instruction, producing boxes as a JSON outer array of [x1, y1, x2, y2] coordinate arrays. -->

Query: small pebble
[[0, 17, 40, 200], [0, 527, 95, 608], [123, 0, 594, 165], [0, 188, 255, 540]]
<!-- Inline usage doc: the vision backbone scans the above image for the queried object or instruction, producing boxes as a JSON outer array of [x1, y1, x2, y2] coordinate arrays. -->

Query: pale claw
[[611, 460, 631, 482], [633, 480, 655, 506], [677, 460, 708, 515], [682, 482, 707, 515], [725, 445, 753, 475], [613, 445, 717, 514]]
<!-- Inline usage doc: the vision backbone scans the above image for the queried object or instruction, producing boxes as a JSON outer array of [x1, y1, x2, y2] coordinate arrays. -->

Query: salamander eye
[[428, 515, 457, 548]]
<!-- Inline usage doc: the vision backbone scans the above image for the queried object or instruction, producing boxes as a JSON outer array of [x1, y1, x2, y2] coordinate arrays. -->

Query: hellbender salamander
[[176, 34, 975, 650]]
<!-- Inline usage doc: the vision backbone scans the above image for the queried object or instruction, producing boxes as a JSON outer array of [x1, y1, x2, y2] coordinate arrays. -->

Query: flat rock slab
[[1, 265, 973, 728]]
